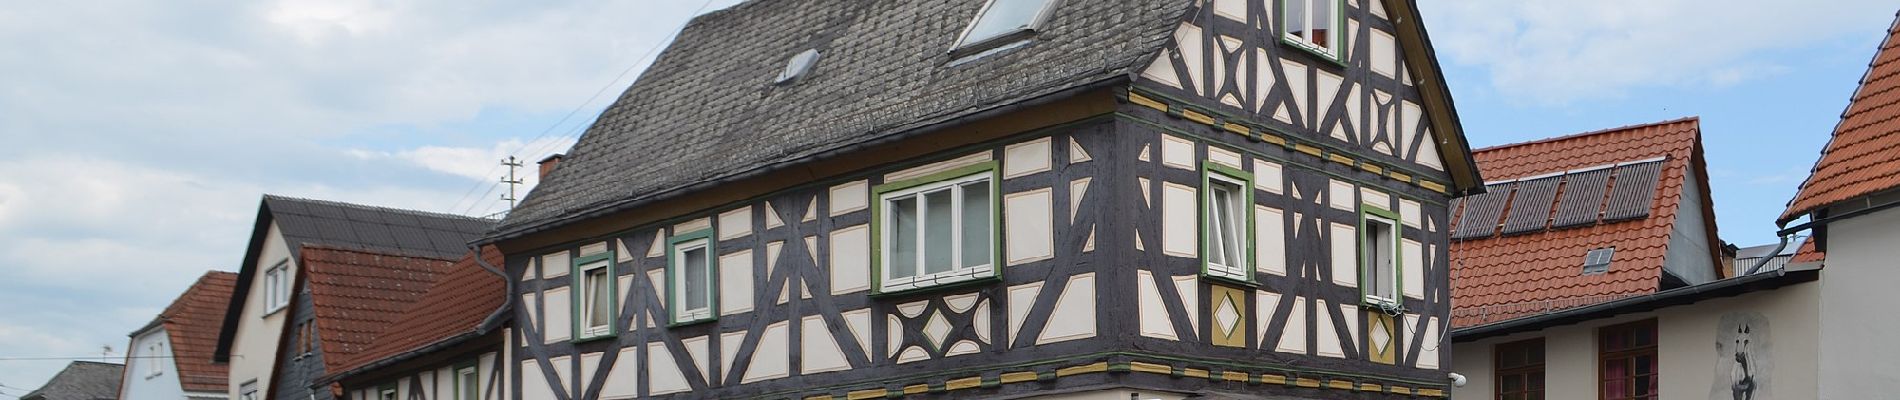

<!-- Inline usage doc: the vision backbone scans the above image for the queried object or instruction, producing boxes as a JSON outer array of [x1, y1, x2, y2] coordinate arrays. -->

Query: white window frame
[[951, 0, 1064, 53], [575, 259, 614, 338], [1282, 0, 1345, 59], [877, 170, 998, 293], [455, 365, 479, 400], [377, 386, 396, 400], [669, 234, 717, 325], [1584, 247, 1616, 275], [264, 260, 290, 313], [145, 341, 164, 378], [1361, 210, 1401, 308], [240, 381, 259, 400], [1204, 171, 1252, 281]]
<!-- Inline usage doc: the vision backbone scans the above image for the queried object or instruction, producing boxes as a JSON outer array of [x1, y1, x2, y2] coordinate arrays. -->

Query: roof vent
[[775, 49, 820, 84], [1583, 247, 1615, 275]]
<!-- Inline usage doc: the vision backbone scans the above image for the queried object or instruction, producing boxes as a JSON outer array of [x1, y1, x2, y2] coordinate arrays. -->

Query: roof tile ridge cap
[[264, 194, 495, 223], [1471, 116, 1701, 153]]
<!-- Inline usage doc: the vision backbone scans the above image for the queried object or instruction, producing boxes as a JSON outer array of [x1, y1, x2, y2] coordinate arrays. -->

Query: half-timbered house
[[210, 196, 491, 400], [483, 0, 1482, 398]]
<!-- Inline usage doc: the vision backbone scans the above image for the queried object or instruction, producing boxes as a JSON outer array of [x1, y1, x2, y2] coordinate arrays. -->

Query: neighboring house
[[1446, 118, 1725, 328], [121, 271, 238, 400], [327, 246, 509, 400], [210, 196, 492, 400], [1731, 237, 1805, 278], [19, 361, 124, 400], [1446, 14, 1900, 400], [482, 0, 1481, 399]]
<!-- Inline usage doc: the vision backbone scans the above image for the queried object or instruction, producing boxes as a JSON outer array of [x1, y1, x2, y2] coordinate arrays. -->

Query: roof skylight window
[[776, 49, 820, 84], [953, 0, 1062, 54]]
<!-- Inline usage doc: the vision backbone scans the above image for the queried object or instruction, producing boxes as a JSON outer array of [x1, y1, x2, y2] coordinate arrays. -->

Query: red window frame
[[1598, 319, 1659, 400], [1495, 338, 1545, 400]]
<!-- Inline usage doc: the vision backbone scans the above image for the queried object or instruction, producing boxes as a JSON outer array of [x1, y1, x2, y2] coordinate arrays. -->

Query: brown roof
[[298, 246, 456, 374], [328, 246, 506, 377], [145, 271, 237, 393], [1783, 13, 1900, 223], [1449, 118, 1718, 327]]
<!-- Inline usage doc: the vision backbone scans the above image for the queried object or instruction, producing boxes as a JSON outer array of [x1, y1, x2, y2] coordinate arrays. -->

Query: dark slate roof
[[214, 196, 494, 362], [494, 0, 1196, 237], [20, 361, 122, 400]]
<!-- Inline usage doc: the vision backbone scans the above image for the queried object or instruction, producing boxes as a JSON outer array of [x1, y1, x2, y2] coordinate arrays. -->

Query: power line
[[446, 0, 721, 215]]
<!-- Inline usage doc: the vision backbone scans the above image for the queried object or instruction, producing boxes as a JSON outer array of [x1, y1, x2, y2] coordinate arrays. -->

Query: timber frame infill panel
[[505, 119, 1130, 399], [342, 349, 506, 400]]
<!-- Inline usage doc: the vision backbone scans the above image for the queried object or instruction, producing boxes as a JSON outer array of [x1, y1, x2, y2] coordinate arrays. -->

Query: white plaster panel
[[1161, 134, 1196, 170], [1002, 137, 1053, 179], [720, 250, 754, 315], [1361, 188, 1392, 211], [829, 224, 871, 295], [683, 336, 710, 382], [1007, 282, 1043, 347], [1069, 138, 1093, 163], [579, 242, 608, 258], [543, 287, 571, 343], [1340, 303, 1361, 355], [1213, 0, 1246, 21], [1317, 71, 1344, 134], [549, 355, 572, 396], [616, 239, 634, 263], [885, 152, 991, 182], [1419, 317, 1441, 369], [1069, 178, 1091, 224], [673, 217, 712, 235], [1254, 160, 1283, 194], [1283, 60, 1310, 124], [1254, 48, 1278, 113], [1316, 300, 1343, 358], [1142, 49, 1183, 89], [647, 270, 665, 317], [1329, 180, 1356, 211], [829, 180, 869, 216], [601, 347, 639, 399], [1371, 29, 1397, 79], [1400, 199, 1422, 228], [521, 259, 537, 282], [617, 275, 632, 322], [521, 293, 540, 339], [519, 361, 553, 400], [719, 331, 745, 382], [1402, 100, 1422, 158], [1207, 146, 1243, 169], [1276, 297, 1308, 354], [647, 342, 690, 395], [1403, 239, 1424, 299], [1037, 273, 1097, 344], [743, 321, 790, 383], [1172, 275, 1199, 335], [647, 229, 666, 258], [541, 251, 570, 279], [1177, 23, 1205, 96], [1418, 128, 1444, 171], [1331, 223, 1359, 288], [1257, 206, 1287, 276], [842, 308, 872, 355], [1161, 182, 1198, 258], [1256, 291, 1281, 348], [763, 202, 784, 229], [1138, 270, 1177, 340], [718, 207, 752, 240], [578, 353, 601, 398], [802, 315, 852, 374], [1005, 188, 1055, 265]]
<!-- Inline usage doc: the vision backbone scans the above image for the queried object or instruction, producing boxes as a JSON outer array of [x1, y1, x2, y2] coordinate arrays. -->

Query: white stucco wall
[[1818, 206, 1900, 399], [1663, 176, 1719, 284], [230, 223, 294, 399], [121, 328, 187, 400], [1450, 280, 1820, 399]]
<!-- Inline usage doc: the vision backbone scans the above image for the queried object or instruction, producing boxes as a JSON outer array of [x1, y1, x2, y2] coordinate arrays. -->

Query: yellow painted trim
[[1295, 377, 1322, 388], [1182, 368, 1210, 379], [1056, 362, 1108, 377], [1182, 109, 1217, 125], [845, 389, 886, 400], [1220, 371, 1249, 382], [1129, 362, 1172, 375], [1128, 92, 1170, 112], [1418, 388, 1447, 397], [1327, 379, 1355, 390], [999, 371, 1039, 384], [1260, 133, 1287, 146], [944, 377, 982, 391], [1360, 163, 1384, 175], [1359, 382, 1383, 391], [1389, 386, 1414, 395], [903, 384, 929, 395], [1259, 374, 1288, 385], [1388, 170, 1413, 183], [805, 396, 834, 400], [1419, 180, 1449, 194], [1328, 154, 1355, 166], [1222, 123, 1252, 136]]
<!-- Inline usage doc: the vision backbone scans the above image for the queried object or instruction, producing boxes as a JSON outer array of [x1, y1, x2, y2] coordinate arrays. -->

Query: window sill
[[1279, 36, 1347, 68], [571, 332, 618, 344], [668, 312, 717, 328], [874, 273, 1000, 298], [1201, 271, 1259, 288], [1361, 297, 1404, 312]]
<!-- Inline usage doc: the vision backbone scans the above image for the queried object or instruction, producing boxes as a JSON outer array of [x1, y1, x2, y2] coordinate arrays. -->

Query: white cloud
[[1419, 0, 1894, 105]]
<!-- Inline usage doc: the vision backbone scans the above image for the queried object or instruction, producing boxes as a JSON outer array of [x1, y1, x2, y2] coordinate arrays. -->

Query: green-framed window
[[872, 162, 1001, 294], [571, 251, 618, 341], [1360, 205, 1402, 308], [1202, 163, 1255, 283], [1282, 0, 1346, 61], [376, 384, 397, 400], [667, 229, 718, 325], [453, 361, 479, 400]]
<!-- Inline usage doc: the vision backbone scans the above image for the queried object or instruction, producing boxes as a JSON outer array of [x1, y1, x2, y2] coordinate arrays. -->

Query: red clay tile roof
[[1783, 14, 1900, 223], [1791, 239, 1826, 264], [329, 246, 506, 377], [298, 246, 456, 374], [1450, 118, 1718, 327], [150, 271, 237, 393]]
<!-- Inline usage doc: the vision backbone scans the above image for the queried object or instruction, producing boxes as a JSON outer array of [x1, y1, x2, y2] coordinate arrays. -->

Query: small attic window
[[953, 0, 1062, 54], [776, 49, 820, 84], [1583, 247, 1615, 275]]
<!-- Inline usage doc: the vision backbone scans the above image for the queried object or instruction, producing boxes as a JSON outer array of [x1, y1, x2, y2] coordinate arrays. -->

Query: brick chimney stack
[[538, 154, 565, 180]]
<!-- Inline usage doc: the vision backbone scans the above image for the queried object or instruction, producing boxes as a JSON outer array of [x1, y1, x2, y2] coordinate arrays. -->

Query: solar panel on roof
[[1452, 183, 1515, 239], [1500, 176, 1560, 235], [1552, 168, 1612, 228], [1605, 161, 1663, 221]]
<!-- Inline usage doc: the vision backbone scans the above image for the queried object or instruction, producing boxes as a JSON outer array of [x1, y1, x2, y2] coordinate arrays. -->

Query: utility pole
[[501, 156, 524, 209]]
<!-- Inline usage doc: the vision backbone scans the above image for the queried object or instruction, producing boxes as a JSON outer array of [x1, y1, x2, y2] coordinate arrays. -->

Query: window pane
[[961, 181, 991, 268], [1311, 0, 1333, 49], [1209, 187, 1233, 268], [1374, 221, 1395, 298], [684, 247, 708, 311], [891, 197, 919, 279], [1501, 374, 1522, 391], [460, 370, 478, 400], [1286, 0, 1309, 41], [589, 268, 612, 328], [924, 189, 955, 275], [964, 0, 1050, 45]]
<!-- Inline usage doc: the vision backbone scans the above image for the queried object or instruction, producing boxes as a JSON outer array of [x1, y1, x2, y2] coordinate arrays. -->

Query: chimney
[[538, 154, 565, 180]]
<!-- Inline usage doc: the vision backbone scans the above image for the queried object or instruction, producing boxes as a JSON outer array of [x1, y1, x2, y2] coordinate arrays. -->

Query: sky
[[0, 0, 1892, 389]]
